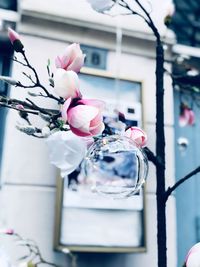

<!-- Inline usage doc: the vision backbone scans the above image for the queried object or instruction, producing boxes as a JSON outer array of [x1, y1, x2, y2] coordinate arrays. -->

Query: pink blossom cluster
[[53, 45, 147, 144], [7, 28, 147, 147], [53, 43, 105, 137]]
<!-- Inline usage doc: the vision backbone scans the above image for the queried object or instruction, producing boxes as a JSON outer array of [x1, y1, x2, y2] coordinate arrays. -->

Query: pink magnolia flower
[[53, 69, 81, 99], [55, 43, 85, 73], [179, 104, 195, 127], [185, 242, 200, 267], [61, 98, 105, 137], [125, 126, 147, 148]]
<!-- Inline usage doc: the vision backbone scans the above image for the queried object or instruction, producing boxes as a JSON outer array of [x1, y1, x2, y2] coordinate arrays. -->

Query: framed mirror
[[54, 69, 146, 253]]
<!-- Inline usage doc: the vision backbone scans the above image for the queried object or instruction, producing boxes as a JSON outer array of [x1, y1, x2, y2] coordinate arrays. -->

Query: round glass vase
[[83, 135, 148, 199]]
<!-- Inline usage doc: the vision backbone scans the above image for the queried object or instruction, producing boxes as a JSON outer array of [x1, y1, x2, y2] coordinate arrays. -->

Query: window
[[0, 0, 17, 11], [0, 40, 13, 172], [81, 45, 108, 70]]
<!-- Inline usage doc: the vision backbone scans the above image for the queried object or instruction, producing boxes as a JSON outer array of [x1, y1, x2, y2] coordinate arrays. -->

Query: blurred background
[[0, 1, 200, 267]]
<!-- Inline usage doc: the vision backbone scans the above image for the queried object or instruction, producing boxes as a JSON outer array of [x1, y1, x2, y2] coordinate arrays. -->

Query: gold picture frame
[[54, 69, 146, 253]]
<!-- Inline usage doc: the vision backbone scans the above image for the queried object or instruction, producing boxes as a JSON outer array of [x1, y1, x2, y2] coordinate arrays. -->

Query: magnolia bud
[[16, 104, 24, 110], [39, 112, 51, 122], [0, 75, 17, 86], [16, 125, 37, 135], [0, 228, 14, 235], [8, 28, 24, 53]]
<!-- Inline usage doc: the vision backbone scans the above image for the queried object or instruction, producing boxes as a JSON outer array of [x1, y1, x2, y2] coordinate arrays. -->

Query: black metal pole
[[155, 42, 166, 267]]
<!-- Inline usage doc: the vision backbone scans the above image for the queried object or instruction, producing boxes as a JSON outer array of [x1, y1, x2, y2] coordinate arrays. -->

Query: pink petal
[[90, 122, 105, 136], [68, 105, 99, 129], [61, 55, 70, 69], [125, 127, 147, 147], [90, 112, 102, 127], [179, 115, 188, 127], [64, 43, 78, 64], [61, 98, 72, 122], [8, 27, 20, 44], [70, 125, 92, 137], [78, 99, 105, 110], [179, 109, 192, 127], [188, 110, 195, 125], [67, 54, 85, 72], [55, 56, 62, 68]]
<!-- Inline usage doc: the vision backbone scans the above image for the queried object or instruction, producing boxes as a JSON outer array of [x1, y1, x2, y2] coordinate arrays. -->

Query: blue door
[[174, 90, 200, 266]]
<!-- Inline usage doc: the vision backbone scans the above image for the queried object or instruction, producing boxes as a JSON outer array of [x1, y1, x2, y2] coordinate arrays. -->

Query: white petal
[[54, 69, 79, 98], [0, 249, 13, 267], [187, 252, 200, 267], [46, 131, 86, 177]]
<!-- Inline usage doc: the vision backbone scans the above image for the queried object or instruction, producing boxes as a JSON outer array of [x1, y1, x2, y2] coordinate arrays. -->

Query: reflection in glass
[[83, 135, 148, 198]]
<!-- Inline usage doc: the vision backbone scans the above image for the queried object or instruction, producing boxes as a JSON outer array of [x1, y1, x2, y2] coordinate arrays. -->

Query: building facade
[[0, 1, 177, 266]]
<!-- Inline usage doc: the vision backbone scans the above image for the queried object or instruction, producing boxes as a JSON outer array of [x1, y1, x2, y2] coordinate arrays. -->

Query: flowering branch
[[0, 229, 77, 267], [11, 232, 61, 267]]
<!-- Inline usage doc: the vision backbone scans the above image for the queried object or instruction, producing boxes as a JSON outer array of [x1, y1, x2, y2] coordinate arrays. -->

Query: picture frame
[[54, 69, 146, 253]]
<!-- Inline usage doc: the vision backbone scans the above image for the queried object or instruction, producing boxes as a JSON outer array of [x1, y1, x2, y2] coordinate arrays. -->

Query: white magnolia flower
[[87, 0, 114, 12], [17, 262, 28, 267], [186, 243, 200, 267], [46, 131, 87, 177], [0, 248, 15, 267]]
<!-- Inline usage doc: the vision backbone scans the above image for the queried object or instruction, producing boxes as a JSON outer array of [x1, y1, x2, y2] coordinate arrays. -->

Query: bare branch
[[143, 147, 165, 168], [0, 103, 38, 115], [117, 0, 149, 24], [165, 166, 200, 202], [12, 51, 63, 104], [12, 56, 28, 67], [22, 72, 36, 84]]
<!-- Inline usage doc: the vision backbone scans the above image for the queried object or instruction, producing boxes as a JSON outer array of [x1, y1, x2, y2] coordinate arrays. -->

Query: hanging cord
[[114, 16, 122, 110]]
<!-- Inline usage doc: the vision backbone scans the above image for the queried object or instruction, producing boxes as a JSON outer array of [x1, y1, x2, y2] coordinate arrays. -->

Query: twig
[[22, 51, 63, 103], [165, 166, 200, 202], [12, 56, 28, 67], [143, 147, 164, 168], [13, 233, 62, 267], [0, 95, 58, 116], [22, 72, 35, 84], [25, 98, 52, 116], [0, 103, 39, 115], [12, 52, 63, 104], [117, 0, 149, 25]]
